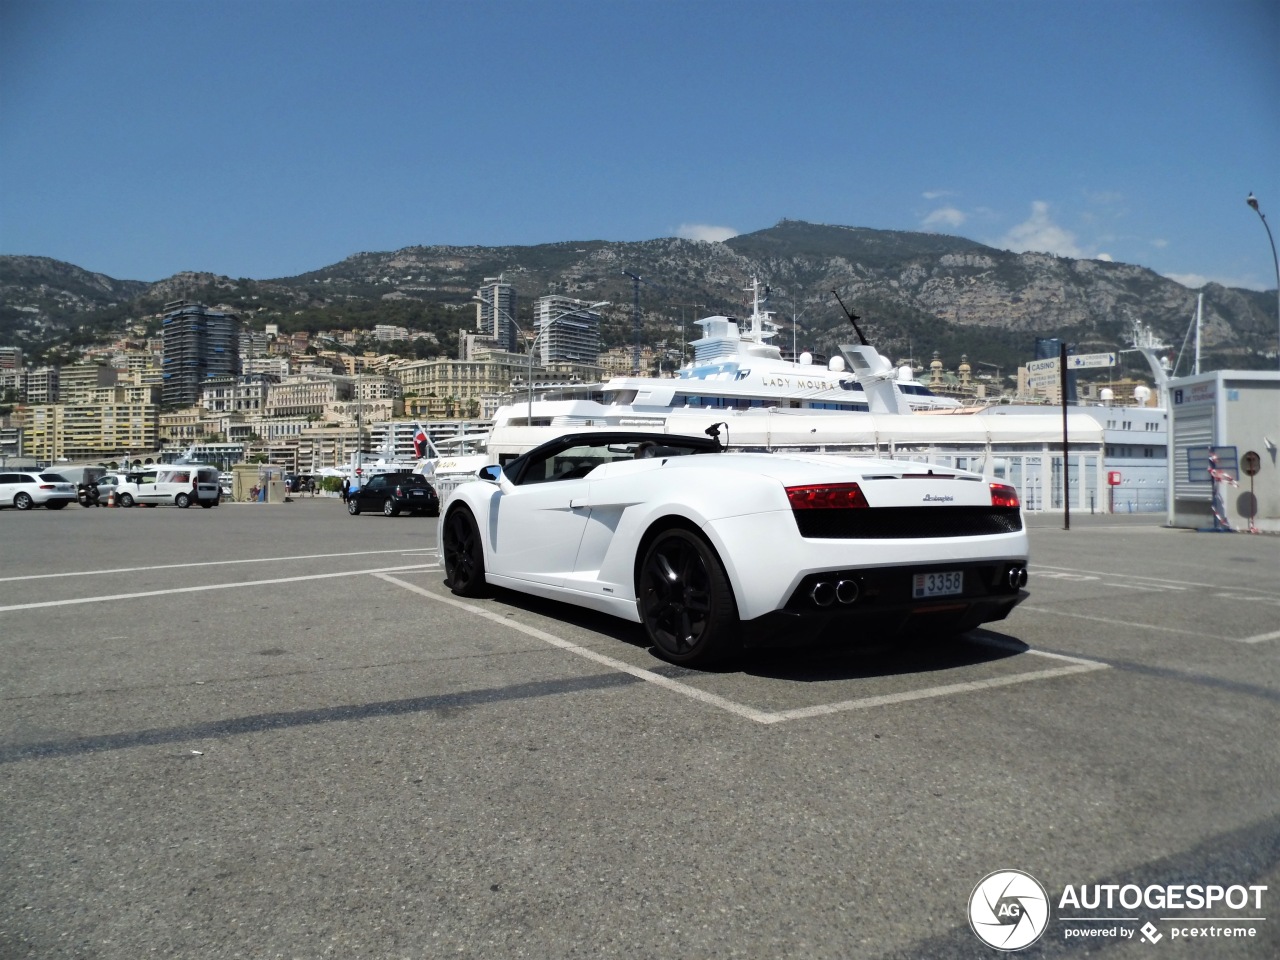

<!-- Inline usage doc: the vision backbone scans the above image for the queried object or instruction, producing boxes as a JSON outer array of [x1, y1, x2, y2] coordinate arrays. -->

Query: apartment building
[[534, 296, 603, 364], [475, 278, 519, 352], [23, 400, 157, 461], [265, 375, 353, 419], [200, 374, 276, 415], [161, 301, 242, 407]]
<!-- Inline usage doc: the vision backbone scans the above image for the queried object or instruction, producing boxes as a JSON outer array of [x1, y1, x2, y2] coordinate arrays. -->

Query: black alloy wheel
[[442, 507, 486, 596], [637, 528, 739, 667]]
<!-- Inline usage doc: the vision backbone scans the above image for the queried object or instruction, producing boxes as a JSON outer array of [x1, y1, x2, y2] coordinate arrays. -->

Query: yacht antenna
[[830, 290, 869, 346]]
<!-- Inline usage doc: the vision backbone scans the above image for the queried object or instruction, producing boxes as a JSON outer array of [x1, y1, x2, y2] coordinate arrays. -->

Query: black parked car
[[347, 472, 440, 517]]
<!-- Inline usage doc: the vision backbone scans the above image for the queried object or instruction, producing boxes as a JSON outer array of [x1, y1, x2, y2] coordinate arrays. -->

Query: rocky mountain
[[2, 221, 1275, 375]]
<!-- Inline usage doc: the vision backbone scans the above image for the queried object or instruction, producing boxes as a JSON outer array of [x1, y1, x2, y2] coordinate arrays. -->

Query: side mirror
[[478, 464, 515, 494]]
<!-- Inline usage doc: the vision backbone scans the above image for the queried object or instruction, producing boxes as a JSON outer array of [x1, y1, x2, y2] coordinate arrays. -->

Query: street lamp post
[[1246, 193, 1280, 370], [319, 337, 366, 471]]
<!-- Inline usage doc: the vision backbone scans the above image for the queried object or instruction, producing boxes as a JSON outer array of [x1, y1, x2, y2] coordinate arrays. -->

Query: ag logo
[[968, 869, 1050, 951]]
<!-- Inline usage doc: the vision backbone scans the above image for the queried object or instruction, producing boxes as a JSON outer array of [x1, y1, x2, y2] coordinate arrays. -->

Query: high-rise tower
[[475, 278, 519, 353], [161, 301, 241, 407]]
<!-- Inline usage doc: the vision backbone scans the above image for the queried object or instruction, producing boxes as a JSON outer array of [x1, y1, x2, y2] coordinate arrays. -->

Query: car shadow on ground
[[468, 584, 1029, 682], [739, 628, 1029, 682]]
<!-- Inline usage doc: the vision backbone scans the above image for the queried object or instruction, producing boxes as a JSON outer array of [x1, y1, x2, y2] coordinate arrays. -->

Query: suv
[[0, 471, 78, 510], [347, 472, 439, 517]]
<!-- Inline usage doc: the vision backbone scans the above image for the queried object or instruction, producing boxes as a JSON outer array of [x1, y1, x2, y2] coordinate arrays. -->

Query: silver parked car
[[0, 472, 78, 510]]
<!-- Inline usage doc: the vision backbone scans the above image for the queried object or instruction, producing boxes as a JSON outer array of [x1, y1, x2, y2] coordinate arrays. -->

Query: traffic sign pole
[[1061, 342, 1069, 531]]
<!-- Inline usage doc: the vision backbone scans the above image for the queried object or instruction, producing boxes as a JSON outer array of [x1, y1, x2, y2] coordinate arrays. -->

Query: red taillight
[[786, 482, 869, 510], [990, 483, 1020, 508], [39, 484, 56, 490], [395, 485, 403, 497]]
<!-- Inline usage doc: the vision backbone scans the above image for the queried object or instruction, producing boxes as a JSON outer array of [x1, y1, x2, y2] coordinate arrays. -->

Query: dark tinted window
[[40, 474, 70, 482]]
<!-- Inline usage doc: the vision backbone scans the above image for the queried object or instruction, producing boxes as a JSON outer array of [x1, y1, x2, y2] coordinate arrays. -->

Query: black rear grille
[[792, 506, 1022, 539]]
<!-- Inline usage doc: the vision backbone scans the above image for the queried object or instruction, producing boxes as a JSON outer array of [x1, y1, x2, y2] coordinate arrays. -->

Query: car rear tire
[[383, 498, 399, 517], [442, 507, 486, 596], [347, 498, 360, 515], [14, 492, 33, 511], [175, 493, 191, 508], [118, 493, 134, 508], [638, 528, 739, 667], [46, 501, 68, 510]]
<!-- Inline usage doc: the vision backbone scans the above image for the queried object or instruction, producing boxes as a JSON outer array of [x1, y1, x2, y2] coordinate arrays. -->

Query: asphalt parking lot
[[2, 499, 1278, 959]]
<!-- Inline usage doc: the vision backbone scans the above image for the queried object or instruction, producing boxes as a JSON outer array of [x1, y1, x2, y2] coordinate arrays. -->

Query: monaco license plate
[[913, 570, 964, 599]]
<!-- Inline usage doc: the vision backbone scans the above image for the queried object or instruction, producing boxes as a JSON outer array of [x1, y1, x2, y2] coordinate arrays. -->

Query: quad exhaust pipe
[[809, 579, 860, 607]]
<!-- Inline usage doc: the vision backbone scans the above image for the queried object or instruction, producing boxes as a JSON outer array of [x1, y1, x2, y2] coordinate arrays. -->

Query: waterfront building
[[161, 301, 242, 407]]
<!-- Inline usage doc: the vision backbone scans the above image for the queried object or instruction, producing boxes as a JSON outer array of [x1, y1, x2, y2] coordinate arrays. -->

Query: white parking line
[[1019, 605, 1274, 643], [0, 564, 435, 615], [1018, 605, 1206, 636], [1241, 629, 1280, 645], [377, 574, 1109, 725], [0, 549, 437, 583]]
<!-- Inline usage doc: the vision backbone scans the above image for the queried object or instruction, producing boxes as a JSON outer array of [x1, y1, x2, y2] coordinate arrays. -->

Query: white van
[[110, 465, 221, 508]]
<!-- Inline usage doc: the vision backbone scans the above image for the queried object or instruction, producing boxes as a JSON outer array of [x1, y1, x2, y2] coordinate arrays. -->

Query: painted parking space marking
[[0, 564, 437, 616], [0, 548, 436, 584], [1020, 605, 1278, 643], [1019, 605, 1206, 637], [1241, 629, 1280, 645], [378, 574, 1109, 726]]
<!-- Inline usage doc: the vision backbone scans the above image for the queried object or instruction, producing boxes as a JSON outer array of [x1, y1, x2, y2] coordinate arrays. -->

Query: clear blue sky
[[2, 0, 1277, 290]]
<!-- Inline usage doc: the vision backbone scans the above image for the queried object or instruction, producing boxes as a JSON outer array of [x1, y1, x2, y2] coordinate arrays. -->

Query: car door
[[0, 473, 18, 506], [488, 476, 593, 590], [359, 474, 388, 510]]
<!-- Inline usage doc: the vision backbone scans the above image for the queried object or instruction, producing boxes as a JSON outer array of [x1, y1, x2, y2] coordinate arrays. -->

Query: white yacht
[[530, 278, 957, 426]]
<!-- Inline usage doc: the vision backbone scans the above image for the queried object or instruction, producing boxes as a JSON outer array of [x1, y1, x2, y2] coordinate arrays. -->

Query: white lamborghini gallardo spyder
[[439, 431, 1029, 667]]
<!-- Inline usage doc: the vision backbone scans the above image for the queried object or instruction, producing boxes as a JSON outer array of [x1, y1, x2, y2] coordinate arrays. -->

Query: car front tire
[[347, 498, 361, 515], [175, 493, 191, 508], [14, 492, 33, 511], [442, 507, 486, 596], [638, 528, 739, 667]]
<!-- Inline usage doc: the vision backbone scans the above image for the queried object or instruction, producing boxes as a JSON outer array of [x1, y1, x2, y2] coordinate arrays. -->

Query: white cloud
[[922, 190, 954, 201], [675, 223, 738, 243], [1164, 272, 1210, 289], [922, 206, 966, 231], [998, 201, 1084, 258], [1095, 253, 1114, 262]]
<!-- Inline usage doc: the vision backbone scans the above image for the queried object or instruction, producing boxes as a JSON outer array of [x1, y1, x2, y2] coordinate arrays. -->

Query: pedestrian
[[341, 477, 350, 503]]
